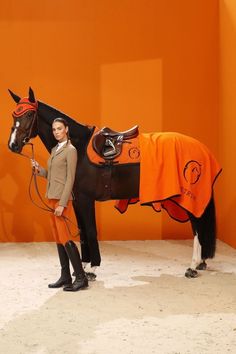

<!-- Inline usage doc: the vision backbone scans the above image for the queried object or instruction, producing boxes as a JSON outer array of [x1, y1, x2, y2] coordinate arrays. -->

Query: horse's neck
[[37, 101, 93, 153], [37, 119, 55, 152]]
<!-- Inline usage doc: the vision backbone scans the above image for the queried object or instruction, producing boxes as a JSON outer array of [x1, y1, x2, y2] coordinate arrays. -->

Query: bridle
[[12, 98, 38, 155], [11, 100, 80, 238], [22, 110, 38, 145]]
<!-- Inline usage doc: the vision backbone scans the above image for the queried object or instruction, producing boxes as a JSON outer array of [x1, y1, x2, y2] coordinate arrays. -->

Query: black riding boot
[[63, 241, 88, 292], [48, 244, 72, 288]]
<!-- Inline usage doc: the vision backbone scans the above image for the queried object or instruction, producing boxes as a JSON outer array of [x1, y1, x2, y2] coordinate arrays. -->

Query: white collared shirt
[[56, 140, 67, 151]]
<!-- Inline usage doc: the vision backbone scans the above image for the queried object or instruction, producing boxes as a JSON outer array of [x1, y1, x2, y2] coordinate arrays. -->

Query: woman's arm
[[58, 147, 77, 207]]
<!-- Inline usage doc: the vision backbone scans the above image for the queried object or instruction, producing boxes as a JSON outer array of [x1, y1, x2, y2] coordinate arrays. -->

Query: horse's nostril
[[10, 142, 20, 153]]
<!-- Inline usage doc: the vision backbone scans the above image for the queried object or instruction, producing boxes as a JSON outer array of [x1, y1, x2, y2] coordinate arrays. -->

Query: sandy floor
[[0, 239, 236, 354]]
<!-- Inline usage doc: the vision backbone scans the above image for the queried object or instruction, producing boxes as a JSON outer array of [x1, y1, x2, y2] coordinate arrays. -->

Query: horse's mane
[[38, 101, 93, 135], [37, 101, 94, 149]]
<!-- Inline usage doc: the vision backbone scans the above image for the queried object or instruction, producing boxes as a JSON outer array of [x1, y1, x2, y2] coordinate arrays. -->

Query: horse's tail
[[196, 195, 217, 259]]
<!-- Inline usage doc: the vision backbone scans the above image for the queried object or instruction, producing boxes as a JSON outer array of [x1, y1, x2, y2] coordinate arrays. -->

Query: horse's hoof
[[85, 272, 97, 281], [185, 268, 198, 278], [196, 261, 207, 270]]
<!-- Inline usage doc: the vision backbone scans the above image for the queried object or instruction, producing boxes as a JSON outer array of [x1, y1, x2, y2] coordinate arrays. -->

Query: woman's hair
[[52, 117, 69, 139], [52, 117, 68, 128]]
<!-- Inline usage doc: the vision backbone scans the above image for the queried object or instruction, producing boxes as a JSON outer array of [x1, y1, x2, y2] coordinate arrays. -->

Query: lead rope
[[20, 143, 80, 238]]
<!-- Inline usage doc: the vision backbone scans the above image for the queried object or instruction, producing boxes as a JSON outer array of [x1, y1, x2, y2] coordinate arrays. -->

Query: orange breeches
[[48, 199, 75, 245]]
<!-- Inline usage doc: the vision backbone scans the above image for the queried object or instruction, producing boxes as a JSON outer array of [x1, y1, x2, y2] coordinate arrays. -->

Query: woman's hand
[[54, 206, 64, 216], [30, 159, 41, 174]]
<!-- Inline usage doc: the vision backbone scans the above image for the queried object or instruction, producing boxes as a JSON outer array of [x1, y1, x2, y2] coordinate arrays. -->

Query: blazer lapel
[[50, 146, 57, 157], [54, 143, 68, 157]]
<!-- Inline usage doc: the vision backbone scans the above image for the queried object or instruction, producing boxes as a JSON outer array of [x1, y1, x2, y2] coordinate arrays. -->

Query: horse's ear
[[28, 87, 36, 103], [8, 89, 21, 103]]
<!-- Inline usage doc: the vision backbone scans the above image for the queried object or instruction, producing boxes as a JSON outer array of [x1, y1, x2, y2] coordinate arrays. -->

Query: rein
[[20, 142, 80, 239]]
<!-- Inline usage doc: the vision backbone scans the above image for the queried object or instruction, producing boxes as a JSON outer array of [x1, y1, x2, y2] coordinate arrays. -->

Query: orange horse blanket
[[116, 132, 221, 222]]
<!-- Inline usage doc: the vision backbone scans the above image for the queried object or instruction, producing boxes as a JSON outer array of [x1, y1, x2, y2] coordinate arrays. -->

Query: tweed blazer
[[39, 141, 77, 207]]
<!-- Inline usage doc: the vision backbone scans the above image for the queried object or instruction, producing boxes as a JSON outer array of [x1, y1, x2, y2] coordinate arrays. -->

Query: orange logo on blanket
[[87, 127, 140, 165]]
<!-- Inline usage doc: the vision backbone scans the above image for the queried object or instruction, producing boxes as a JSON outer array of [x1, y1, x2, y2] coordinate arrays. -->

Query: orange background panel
[[99, 60, 163, 240], [0, 0, 226, 245], [218, 0, 236, 248]]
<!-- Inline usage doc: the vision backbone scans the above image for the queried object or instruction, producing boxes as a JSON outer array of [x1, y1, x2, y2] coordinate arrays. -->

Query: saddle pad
[[87, 127, 140, 165], [116, 132, 222, 221]]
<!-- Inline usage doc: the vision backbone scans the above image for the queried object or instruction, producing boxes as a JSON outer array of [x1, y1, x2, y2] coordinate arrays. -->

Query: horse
[[7, 87, 221, 278]]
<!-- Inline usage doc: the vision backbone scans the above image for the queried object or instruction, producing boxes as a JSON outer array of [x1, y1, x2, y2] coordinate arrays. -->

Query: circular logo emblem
[[128, 147, 140, 159], [183, 160, 201, 184]]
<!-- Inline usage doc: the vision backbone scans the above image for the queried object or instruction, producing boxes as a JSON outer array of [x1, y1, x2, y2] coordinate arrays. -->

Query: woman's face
[[52, 122, 68, 142]]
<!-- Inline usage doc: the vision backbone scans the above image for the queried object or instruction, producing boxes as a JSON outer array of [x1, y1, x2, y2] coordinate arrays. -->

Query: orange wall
[[99, 59, 163, 240], [0, 0, 219, 242], [218, 0, 236, 248]]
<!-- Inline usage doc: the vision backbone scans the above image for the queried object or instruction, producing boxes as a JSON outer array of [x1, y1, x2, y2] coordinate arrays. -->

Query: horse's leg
[[191, 233, 207, 271], [73, 194, 101, 280], [185, 234, 200, 278], [185, 197, 216, 278], [73, 202, 90, 267], [185, 210, 206, 278], [185, 232, 204, 278], [193, 222, 207, 271], [185, 213, 199, 278], [196, 196, 216, 268], [185, 234, 207, 275], [191, 233, 202, 269]]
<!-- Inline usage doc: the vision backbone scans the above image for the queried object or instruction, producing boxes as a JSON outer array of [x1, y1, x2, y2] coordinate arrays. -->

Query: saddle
[[92, 125, 139, 160]]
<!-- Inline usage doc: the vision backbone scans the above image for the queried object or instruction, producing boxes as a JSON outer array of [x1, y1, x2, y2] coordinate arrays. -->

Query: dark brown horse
[[8, 88, 220, 278]]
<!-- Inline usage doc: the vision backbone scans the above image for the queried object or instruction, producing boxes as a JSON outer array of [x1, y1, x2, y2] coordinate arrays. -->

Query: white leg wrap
[[190, 234, 202, 269], [91, 266, 97, 274], [82, 262, 89, 270]]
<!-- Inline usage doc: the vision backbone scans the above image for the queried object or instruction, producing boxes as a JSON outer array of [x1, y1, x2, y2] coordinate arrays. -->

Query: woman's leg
[[63, 240, 88, 291], [47, 199, 72, 288], [48, 244, 72, 288], [52, 200, 88, 292]]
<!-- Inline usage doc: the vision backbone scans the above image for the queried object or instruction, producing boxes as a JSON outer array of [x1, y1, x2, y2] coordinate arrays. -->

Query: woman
[[31, 117, 88, 292]]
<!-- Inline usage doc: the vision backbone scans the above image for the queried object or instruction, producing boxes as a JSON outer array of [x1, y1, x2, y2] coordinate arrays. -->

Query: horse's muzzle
[[8, 141, 22, 153]]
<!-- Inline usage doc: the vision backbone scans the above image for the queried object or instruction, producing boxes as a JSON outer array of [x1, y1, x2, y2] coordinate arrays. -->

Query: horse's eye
[[27, 111, 33, 118]]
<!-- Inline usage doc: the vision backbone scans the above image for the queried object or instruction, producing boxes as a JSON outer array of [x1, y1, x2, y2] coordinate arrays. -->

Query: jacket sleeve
[[59, 146, 78, 207], [38, 166, 48, 178]]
